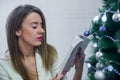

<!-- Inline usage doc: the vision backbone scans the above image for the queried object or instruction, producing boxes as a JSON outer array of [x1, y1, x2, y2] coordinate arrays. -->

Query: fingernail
[[62, 71, 67, 75]]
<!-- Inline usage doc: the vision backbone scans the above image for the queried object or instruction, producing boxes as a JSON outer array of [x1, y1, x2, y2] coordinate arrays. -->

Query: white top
[[0, 52, 67, 80]]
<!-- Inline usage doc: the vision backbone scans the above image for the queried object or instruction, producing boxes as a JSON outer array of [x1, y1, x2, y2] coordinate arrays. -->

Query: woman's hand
[[73, 48, 85, 80], [51, 74, 64, 80], [74, 48, 85, 70]]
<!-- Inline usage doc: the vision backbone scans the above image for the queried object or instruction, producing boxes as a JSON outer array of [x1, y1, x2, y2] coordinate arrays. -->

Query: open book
[[59, 35, 90, 77]]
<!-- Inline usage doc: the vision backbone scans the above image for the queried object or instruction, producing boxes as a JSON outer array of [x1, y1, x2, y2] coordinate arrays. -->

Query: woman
[[0, 5, 85, 80]]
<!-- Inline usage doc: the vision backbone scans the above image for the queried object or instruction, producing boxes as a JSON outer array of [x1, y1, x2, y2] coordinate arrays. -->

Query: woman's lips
[[37, 36, 43, 41]]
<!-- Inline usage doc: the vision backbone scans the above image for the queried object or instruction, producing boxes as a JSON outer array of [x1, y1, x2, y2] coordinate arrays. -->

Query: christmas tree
[[83, 0, 120, 80]]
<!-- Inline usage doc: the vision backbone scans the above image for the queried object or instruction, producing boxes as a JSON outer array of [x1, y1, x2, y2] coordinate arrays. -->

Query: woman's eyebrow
[[31, 21, 43, 25], [31, 22, 39, 24]]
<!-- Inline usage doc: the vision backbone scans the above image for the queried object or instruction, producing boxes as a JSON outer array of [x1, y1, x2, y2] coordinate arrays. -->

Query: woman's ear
[[16, 30, 22, 36]]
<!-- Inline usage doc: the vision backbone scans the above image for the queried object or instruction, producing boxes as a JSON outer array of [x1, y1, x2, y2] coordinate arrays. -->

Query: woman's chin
[[34, 42, 42, 47]]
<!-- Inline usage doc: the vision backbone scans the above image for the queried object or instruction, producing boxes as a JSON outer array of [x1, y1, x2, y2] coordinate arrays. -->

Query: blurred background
[[0, 0, 102, 79]]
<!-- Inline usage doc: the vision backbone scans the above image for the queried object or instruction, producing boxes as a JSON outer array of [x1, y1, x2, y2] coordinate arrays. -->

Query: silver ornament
[[94, 70, 105, 80], [93, 15, 100, 23], [112, 10, 120, 22], [102, 14, 107, 22], [96, 62, 104, 69], [95, 51, 103, 60]]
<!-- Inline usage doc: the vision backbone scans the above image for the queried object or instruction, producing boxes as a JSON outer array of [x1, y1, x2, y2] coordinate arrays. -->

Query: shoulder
[[0, 52, 22, 80], [0, 51, 12, 71], [0, 52, 10, 64], [0, 52, 12, 79]]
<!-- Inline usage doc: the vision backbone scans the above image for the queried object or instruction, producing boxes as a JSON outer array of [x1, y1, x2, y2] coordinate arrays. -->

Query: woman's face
[[16, 12, 45, 47]]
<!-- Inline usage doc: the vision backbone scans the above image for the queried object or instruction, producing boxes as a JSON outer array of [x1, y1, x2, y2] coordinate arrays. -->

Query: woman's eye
[[32, 26, 37, 29], [32, 24, 37, 29]]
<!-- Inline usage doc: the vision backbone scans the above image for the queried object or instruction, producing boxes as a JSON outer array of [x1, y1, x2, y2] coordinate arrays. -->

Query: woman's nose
[[38, 27, 45, 33]]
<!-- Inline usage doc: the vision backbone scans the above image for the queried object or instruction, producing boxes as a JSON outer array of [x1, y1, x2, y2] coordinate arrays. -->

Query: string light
[[104, 66, 120, 76], [87, 63, 92, 68], [107, 65, 114, 71], [87, 63, 97, 70], [104, 60, 120, 76], [86, 60, 120, 76], [93, 43, 98, 48]]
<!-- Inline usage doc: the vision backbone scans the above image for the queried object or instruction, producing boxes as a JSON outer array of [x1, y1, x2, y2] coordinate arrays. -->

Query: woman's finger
[[51, 74, 64, 80]]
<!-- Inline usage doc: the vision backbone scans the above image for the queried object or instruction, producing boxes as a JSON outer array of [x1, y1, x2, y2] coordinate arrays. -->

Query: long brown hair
[[6, 5, 57, 80]]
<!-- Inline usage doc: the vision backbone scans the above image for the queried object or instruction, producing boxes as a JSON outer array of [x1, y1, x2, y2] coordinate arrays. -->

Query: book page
[[59, 35, 90, 75]]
